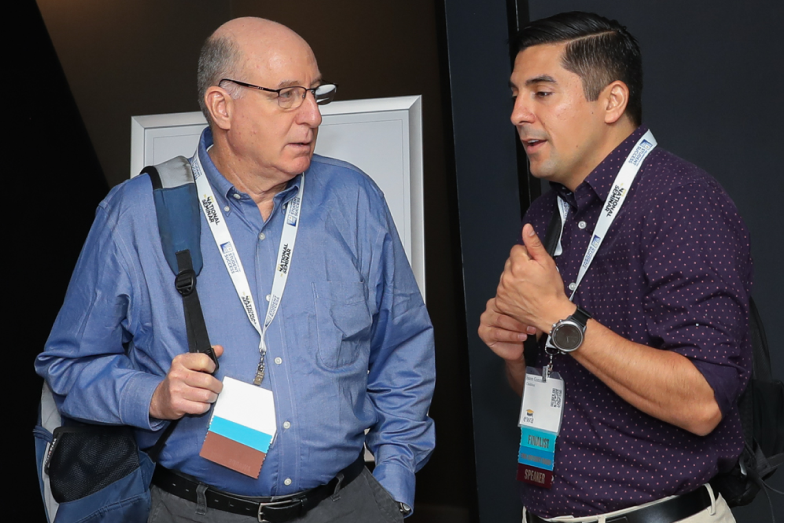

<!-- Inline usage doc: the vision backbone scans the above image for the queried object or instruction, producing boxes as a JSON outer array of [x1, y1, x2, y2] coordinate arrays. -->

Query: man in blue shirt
[[36, 17, 435, 523]]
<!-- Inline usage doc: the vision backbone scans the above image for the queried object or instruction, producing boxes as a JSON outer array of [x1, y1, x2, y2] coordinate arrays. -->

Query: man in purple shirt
[[479, 12, 751, 523]]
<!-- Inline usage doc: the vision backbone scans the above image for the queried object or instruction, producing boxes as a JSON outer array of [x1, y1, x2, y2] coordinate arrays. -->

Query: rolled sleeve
[[642, 182, 752, 416]]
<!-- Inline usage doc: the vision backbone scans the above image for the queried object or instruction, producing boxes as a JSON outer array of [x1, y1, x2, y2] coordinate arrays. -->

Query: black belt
[[152, 453, 366, 523], [526, 487, 718, 523]]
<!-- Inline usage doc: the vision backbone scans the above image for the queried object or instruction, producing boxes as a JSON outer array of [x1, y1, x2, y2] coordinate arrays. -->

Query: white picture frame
[[130, 96, 425, 299]]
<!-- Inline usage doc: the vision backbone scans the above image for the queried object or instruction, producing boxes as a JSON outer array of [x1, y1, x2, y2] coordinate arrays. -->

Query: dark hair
[[513, 11, 643, 126]]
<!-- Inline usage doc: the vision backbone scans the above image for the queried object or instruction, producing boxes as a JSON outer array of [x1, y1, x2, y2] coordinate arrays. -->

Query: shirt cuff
[[121, 372, 165, 430], [372, 460, 416, 508], [691, 359, 743, 417]]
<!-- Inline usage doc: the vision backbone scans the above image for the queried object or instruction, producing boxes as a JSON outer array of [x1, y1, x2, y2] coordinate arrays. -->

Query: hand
[[478, 298, 536, 362], [495, 224, 574, 332], [150, 345, 224, 420]]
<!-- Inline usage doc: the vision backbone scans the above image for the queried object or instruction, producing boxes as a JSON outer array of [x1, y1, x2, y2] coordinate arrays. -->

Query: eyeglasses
[[220, 79, 337, 110]]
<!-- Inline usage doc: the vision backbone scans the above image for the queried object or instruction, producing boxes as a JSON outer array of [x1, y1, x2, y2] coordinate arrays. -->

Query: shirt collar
[[551, 125, 650, 208], [585, 125, 649, 202], [195, 127, 303, 208]]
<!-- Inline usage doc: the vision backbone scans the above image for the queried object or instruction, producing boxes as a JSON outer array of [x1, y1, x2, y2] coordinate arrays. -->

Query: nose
[[297, 90, 322, 128], [510, 93, 535, 127]]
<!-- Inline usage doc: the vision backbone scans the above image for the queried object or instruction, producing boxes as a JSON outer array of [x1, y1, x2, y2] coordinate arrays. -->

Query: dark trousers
[[147, 468, 404, 523]]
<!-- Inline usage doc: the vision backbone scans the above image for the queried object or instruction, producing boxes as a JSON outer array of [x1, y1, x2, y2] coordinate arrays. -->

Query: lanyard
[[191, 152, 304, 385], [558, 130, 657, 301]]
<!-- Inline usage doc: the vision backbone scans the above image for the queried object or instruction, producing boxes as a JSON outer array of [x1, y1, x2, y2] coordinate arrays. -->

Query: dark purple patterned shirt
[[520, 127, 753, 518]]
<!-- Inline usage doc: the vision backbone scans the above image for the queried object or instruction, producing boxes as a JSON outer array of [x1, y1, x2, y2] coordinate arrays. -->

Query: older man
[[479, 12, 751, 523], [37, 17, 434, 523]]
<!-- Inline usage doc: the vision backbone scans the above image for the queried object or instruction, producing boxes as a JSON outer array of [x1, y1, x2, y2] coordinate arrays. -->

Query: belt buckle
[[257, 497, 303, 523]]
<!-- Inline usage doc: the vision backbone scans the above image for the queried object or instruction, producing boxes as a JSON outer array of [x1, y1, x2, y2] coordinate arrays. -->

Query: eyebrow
[[509, 74, 557, 90], [525, 75, 557, 86], [277, 76, 323, 89]]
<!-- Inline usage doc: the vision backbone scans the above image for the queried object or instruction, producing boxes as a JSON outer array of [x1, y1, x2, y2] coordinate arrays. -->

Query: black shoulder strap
[[141, 157, 217, 461]]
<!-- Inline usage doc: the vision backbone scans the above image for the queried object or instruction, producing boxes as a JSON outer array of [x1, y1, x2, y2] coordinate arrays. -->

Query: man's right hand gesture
[[149, 345, 224, 420], [479, 299, 535, 394]]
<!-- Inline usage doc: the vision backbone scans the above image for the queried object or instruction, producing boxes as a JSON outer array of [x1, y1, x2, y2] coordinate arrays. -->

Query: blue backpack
[[34, 156, 215, 523]]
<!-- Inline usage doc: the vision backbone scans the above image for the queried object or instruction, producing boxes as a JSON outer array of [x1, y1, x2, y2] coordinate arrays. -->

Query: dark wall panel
[[36, 0, 230, 187], [443, 1, 527, 521]]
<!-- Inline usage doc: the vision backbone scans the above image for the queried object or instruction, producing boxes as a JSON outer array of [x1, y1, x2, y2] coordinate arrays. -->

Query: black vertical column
[[443, 1, 527, 521]]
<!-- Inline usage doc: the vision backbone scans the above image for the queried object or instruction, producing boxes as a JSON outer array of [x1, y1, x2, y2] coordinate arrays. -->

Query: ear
[[204, 86, 233, 130], [602, 80, 629, 125]]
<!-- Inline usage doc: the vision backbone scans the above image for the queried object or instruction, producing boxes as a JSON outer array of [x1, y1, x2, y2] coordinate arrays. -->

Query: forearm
[[572, 319, 721, 436]]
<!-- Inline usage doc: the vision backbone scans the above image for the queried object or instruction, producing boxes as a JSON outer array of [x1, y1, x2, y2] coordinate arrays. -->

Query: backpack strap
[[140, 156, 218, 460], [143, 156, 203, 276]]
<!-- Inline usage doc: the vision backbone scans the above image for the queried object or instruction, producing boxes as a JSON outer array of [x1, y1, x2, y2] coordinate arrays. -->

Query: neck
[[564, 119, 638, 192], [208, 144, 289, 221]]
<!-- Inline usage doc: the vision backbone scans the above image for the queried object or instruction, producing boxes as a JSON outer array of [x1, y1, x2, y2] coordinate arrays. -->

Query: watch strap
[[571, 306, 592, 327]]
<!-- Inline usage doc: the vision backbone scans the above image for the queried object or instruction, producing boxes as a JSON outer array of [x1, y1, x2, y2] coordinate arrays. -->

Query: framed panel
[[130, 96, 425, 298]]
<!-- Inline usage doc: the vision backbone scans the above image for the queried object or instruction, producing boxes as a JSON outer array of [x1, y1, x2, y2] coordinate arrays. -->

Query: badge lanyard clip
[[542, 346, 559, 382]]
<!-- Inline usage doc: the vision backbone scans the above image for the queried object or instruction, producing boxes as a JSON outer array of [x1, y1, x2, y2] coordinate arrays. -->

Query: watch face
[[553, 322, 583, 351]]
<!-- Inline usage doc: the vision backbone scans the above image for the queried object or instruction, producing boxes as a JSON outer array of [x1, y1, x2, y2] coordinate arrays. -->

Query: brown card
[[200, 431, 266, 478]]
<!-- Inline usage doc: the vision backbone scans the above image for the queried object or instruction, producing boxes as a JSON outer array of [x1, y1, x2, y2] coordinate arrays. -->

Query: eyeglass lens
[[277, 84, 337, 109]]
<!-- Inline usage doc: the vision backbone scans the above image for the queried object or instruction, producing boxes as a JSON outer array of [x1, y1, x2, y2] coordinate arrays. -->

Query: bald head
[[197, 17, 317, 123]]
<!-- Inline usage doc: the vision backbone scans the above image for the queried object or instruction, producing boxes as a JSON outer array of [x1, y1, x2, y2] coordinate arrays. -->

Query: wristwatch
[[398, 502, 412, 517], [549, 306, 592, 353]]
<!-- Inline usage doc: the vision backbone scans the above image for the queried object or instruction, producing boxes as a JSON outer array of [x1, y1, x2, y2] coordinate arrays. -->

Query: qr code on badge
[[551, 388, 562, 408]]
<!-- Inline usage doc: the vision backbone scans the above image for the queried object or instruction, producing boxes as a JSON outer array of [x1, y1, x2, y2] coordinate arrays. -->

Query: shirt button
[[274, 357, 283, 365], [233, 193, 242, 200], [266, 294, 271, 301], [284, 478, 292, 486], [259, 232, 266, 240], [283, 421, 291, 429], [223, 206, 230, 213], [578, 221, 587, 229], [568, 282, 577, 291]]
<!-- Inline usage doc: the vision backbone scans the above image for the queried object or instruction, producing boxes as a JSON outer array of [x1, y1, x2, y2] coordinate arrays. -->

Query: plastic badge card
[[517, 367, 564, 488], [200, 377, 277, 478]]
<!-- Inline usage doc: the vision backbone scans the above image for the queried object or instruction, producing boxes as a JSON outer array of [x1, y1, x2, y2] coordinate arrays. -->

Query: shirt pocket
[[312, 281, 372, 369]]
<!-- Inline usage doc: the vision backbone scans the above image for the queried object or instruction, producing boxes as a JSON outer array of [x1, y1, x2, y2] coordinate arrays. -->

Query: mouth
[[522, 138, 547, 153]]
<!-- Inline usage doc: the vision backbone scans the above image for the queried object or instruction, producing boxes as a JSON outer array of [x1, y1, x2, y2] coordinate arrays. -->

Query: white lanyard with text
[[191, 152, 304, 385], [557, 130, 657, 301]]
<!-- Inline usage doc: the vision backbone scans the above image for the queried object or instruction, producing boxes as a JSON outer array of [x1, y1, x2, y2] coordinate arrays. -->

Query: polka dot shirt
[[519, 126, 753, 518]]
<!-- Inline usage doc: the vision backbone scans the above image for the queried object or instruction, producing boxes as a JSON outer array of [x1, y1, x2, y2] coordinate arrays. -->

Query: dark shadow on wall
[[16, 1, 108, 520]]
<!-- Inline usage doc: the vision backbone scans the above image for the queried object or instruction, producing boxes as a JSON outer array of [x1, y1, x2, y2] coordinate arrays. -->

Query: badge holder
[[200, 377, 278, 478], [517, 348, 564, 488]]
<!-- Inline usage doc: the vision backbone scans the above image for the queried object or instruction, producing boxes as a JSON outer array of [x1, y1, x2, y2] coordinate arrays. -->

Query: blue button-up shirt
[[36, 129, 436, 505]]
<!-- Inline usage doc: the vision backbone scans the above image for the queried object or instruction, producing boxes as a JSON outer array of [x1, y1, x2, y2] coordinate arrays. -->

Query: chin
[[287, 156, 313, 176]]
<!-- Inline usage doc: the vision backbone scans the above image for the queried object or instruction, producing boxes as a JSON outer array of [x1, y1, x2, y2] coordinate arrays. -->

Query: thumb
[[211, 344, 224, 358], [521, 224, 548, 261]]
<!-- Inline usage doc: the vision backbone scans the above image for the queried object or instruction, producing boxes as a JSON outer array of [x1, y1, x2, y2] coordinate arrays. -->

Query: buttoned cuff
[[121, 372, 166, 430], [372, 460, 416, 509]]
